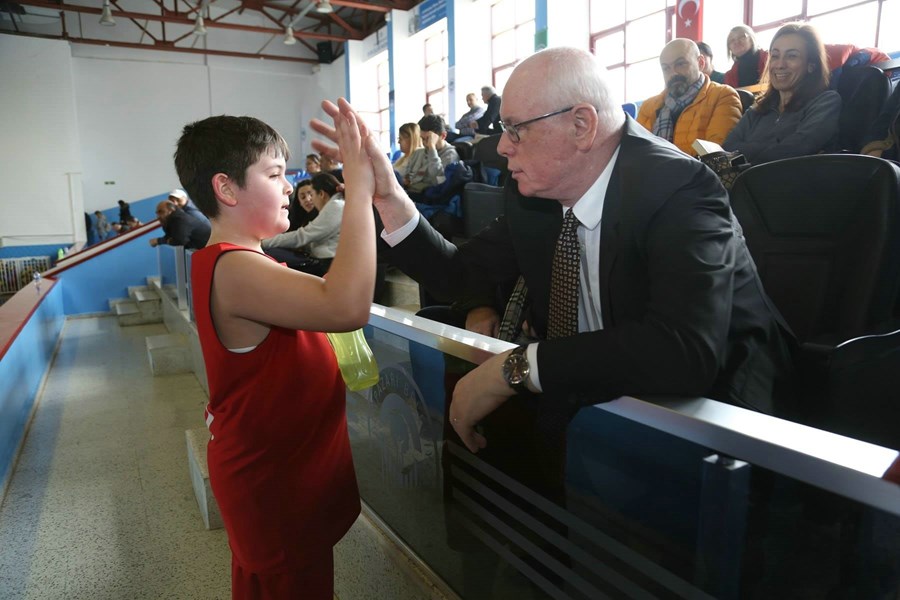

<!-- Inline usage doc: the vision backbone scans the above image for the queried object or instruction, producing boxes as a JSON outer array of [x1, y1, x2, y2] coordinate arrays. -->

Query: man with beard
[[637, 38, 742, 156]]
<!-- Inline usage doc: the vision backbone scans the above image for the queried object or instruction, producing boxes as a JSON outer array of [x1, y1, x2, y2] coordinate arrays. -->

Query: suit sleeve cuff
[[380, 212, 420, 247], [526, 342, 542, 393]]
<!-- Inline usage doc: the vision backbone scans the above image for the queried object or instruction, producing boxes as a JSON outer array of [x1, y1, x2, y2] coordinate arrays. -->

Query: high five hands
[[311, 100, 404, 207]]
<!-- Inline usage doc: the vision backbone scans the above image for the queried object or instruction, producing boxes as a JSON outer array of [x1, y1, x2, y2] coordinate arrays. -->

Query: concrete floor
[[0, 316, 232, 599]]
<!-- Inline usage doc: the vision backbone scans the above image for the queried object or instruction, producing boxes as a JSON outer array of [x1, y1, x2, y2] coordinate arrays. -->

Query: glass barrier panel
[[354, 310, 900, 600]]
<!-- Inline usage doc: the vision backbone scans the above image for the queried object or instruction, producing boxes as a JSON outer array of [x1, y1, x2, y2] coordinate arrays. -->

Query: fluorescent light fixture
[[283, 25, 297, 45], [316, 1, 334, 14], [99, 0, 115, 26]]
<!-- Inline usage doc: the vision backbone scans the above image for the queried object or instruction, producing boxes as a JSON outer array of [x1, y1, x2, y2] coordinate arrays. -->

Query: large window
[[750, 0, 891, 48], [424, 28, 448, 121], [589, 0, 674, 106], [490, 0, 535, 94]]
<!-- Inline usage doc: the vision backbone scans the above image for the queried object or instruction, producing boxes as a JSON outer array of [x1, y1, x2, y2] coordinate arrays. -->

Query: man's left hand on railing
[[449, 349, 517, 453]]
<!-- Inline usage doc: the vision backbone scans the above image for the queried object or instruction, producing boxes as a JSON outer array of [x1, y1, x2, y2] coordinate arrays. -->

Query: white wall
[[0, 34, 346, 244], [0, 36, 83, 246], [73, 56, 210, 214]]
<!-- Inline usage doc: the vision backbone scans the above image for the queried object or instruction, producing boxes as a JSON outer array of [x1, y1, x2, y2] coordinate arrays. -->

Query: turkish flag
[[675, 0, 702, 41]]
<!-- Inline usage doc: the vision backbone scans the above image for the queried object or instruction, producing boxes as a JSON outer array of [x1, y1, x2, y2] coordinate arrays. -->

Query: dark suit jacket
[[388, 117, 794, 415], [475, 94, 502, 134], [157, 208, 211, 250]]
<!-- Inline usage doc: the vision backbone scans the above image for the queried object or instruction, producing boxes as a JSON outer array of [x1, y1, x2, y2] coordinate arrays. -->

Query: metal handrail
[[368, 304, 900, 517]]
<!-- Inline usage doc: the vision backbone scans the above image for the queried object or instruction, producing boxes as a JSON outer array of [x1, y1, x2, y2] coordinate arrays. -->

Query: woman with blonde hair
[[724, 24, 768, 88], [393, 122, 422, 176]]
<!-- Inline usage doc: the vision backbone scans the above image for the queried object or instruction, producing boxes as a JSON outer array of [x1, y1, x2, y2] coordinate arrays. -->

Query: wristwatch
[[502, 345, 531, 394]]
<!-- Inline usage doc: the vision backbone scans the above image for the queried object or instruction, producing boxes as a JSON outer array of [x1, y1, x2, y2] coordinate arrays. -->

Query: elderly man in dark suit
[[313, 47, 793, 456]]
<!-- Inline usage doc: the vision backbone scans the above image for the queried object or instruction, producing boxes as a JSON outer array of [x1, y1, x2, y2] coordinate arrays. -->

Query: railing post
[[175, 246, 188, 311], [695, 453, 750, 600]]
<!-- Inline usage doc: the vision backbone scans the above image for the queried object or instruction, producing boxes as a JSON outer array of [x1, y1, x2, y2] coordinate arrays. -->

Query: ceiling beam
[[14, 0, 357, 41], [2, 29, 318, 63]]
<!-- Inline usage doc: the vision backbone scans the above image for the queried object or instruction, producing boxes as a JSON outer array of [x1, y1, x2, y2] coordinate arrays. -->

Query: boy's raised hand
[[311, 99, 404, 204], [332, 98, 374, 199]]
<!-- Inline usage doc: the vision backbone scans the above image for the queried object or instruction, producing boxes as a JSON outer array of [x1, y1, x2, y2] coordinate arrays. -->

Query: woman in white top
[[393, 122, 424, 182], [262, 172, 344, 276]]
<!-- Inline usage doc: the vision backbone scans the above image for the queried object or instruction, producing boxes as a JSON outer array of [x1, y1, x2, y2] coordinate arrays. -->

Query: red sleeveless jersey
[[191, 242, 360, 573]]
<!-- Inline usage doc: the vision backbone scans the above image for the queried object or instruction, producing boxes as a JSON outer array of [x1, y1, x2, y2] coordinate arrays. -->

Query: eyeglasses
[[499, 106, 574, 143]]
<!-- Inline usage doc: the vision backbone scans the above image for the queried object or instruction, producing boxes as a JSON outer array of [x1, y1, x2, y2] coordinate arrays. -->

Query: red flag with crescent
[[675, 0, 702, 41]]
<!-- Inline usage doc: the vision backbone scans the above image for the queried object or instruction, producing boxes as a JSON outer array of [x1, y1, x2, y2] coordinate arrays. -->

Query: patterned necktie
[[547, 208, 581, 340]]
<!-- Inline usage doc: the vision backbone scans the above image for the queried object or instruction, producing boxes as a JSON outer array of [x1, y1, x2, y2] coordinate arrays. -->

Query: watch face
[[504, 352, 529, 385]]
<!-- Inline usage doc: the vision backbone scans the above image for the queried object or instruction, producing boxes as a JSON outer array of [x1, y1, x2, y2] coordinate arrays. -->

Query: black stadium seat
[[729, 154, 900, 436], [836, 66, 890, 153]]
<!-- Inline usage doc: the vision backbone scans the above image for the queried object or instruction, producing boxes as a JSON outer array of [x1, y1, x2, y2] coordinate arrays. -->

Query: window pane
[[492, 0, 514, 33], [625, 12, 666, 63], [702, 0, 743, 74], [377, 60, 388, 80], [494, 65, 515, 95], [880, 0, 899, 48], [516, 0, 534, 22], [809, 4, 879, 48], [626, 0, 666, 20], [426, 63, 445, 90], [516, 20, 535, 60], [591, 0, 626, 32], [605, 66, 626, 106], [754, 26, 779, 54], [808, 0, 871, 16], [425, 32, 445, 64], [378, 85, 389, 108], [751, 0, 803, 26], [493, 29, 516, 66], [594, 30, 625, 66], [427, 92, 446, 118], [626, 58, 663, 104]]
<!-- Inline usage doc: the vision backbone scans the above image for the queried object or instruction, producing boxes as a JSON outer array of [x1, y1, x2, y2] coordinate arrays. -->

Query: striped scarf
[[652, 74, 706, 142]]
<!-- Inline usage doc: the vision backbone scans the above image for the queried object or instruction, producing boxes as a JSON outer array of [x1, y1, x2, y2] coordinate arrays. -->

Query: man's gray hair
[[481, 85, 496, 95], [525, 47, 623, 131]]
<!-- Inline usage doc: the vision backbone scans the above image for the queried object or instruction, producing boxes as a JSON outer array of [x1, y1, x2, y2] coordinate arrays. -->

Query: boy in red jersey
[[175, 101, 376, 599]]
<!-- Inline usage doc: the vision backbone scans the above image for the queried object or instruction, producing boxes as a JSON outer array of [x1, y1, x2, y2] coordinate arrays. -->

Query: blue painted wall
[[0, 284, 65, 489], [56, 230, 160, 314]]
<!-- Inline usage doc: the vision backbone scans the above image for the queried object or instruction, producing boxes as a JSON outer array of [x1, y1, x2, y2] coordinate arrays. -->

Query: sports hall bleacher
[[2, 1, 900, 599]]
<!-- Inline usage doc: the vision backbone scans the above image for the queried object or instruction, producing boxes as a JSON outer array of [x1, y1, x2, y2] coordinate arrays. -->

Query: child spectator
[[175, 105, 375, 599]]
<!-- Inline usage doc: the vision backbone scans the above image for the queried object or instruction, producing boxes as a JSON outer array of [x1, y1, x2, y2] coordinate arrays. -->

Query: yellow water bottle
[[325, 329, 379, 391]]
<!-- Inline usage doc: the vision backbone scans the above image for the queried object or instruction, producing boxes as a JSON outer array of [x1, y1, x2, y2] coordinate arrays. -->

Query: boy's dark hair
[[174, 115, 290, 219], [697, 41, 713, 59], [418, 114, 446, 135], [311, 172, 342, 197]]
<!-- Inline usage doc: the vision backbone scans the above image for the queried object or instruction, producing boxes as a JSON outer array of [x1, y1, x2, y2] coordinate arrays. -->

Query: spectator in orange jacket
[[637, 39, 742, 156]]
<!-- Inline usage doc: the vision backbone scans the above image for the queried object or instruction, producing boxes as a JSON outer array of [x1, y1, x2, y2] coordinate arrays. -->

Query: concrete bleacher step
[[145, 333, 192, 376], [114, 299, 163, 326], [185, 427, 223, 530], [382, 267, 421, 314]]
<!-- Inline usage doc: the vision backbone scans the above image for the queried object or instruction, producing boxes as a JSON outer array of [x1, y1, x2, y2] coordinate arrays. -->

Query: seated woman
[[262, 173, 344, 277], [286, 178, 318, 231], [393, 122, 424, 186], [724, 25, 768, 88], [723, 22, 841, 165]]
